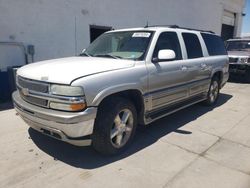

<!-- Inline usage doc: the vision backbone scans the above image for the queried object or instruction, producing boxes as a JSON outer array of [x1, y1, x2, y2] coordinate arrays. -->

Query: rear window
[[201, 33, 227, 56], [182, 33, 203, 59]]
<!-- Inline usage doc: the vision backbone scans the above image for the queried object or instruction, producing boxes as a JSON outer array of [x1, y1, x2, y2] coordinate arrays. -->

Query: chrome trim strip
[[145, 95, 206, 124], [145, 77, 210, 96], [18, 76, 50, 86]]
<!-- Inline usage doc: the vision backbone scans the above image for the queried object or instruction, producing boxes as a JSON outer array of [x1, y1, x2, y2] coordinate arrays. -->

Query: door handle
[[181, 66, 188, 71], [201, 63, 208, 70]]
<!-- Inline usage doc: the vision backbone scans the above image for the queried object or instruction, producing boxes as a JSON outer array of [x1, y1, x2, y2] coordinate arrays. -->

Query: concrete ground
[[1, 82, 250, 188]]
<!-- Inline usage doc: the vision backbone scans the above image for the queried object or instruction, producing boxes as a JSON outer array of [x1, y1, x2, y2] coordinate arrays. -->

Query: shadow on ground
[[0, 101, 13, 111], [29, 93, 232, 169]]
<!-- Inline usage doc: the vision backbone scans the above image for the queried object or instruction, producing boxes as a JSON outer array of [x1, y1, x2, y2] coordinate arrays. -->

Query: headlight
[[50, 85, 84, 96], [49, 85, 86, 111], [240, 58, 248, 64]]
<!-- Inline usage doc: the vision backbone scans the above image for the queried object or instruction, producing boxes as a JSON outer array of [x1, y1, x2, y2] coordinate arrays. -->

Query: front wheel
[[92, 97, 137, 155], [203, 77, 220, 106]]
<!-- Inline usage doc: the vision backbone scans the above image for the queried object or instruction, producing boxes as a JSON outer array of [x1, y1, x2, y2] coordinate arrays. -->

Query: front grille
[[229, 57, 238, 63], [17, 76, 49, 108], [229, 64, 237, 69], [229, 64, 247, 70], [18, 77, 49, 93], [20, 92, 48, 107]]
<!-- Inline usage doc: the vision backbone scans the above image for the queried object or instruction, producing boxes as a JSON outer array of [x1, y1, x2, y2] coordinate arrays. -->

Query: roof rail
[[144, 25, 215, 34]]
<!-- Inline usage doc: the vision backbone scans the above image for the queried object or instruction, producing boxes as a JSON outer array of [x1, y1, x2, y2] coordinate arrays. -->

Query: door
[[181, 32, 209, 96], [90, 25, 112, 43], [146, 32, 191, 111], [221, 24, 234, 41], [221, 10, 235, 41]]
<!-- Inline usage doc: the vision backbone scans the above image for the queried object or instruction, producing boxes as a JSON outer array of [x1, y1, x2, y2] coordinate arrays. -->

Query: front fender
[[91, 83, 144, 106]]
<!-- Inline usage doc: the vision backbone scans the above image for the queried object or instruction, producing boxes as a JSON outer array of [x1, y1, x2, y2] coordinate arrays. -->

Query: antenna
[[145, 21, 149, 28]]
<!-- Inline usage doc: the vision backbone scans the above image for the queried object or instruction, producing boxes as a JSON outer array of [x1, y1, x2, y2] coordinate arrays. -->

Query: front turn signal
[[50, 102, 86, 112]]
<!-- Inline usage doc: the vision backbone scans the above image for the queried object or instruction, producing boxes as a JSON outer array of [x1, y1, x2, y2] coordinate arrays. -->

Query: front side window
[[182, 33, 203, 59], [153, 32, 182, 60], [82, 31, 153, 60]]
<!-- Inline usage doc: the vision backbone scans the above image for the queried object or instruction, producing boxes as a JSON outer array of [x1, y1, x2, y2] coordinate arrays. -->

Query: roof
[[108, 25, 215, 35], [227, 37, 250, 42]]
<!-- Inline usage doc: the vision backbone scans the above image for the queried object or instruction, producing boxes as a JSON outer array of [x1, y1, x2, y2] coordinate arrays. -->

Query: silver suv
[[226, 38, 250, 82], [12, 26, 229, 155]]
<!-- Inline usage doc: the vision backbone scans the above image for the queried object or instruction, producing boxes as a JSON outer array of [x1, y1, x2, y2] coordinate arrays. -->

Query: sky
[[242, 0, 250, 34]]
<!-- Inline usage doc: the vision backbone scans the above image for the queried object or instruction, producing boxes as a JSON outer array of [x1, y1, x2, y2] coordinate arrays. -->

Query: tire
[[245, 69, 250, 83], [92, 97, 137, 155], [203, 77, 220, 106]]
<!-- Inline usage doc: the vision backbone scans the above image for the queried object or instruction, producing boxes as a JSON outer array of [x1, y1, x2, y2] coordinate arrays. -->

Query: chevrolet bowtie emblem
[[22, 88, 29, 96]]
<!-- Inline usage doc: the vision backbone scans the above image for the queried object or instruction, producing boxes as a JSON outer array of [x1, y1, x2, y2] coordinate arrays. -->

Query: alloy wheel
[[110, 109, 134, 148], [209, 80, 219, 103]]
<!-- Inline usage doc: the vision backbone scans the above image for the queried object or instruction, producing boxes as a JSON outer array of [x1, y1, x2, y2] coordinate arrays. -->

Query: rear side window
[[153, 32, 182, 60], [201, 33, 227, 56], [182, 33, 203, 59]]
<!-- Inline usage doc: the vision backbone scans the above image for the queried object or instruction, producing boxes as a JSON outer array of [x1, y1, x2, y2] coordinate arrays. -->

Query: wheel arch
[[93, 86, 145, 124], [211, 70, 224, 88]]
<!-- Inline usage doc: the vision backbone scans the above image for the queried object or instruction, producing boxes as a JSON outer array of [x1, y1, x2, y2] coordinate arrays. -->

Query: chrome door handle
[[201, 63, 207, 70], [181, 66, 188, 71]]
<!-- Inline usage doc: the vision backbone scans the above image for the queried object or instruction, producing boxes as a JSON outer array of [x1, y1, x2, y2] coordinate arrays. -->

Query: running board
[[145, 95, 206, 124]]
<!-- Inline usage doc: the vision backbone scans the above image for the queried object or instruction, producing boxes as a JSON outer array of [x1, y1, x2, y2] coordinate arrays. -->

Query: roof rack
[[144, 25, 215, 34]]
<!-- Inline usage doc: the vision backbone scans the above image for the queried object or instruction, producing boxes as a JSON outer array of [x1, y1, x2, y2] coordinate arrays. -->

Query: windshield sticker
[[132, 32, 151, 38]]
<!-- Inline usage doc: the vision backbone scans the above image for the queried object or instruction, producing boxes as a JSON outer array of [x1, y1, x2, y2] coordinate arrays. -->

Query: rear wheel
[[203, 77, 220, 106], [92, 97, 137, 155], [245, 69, 250, 83]]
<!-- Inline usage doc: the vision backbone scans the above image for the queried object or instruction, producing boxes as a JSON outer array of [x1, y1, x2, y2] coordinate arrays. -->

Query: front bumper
[[12, 91, 97, 146], [229, 63, 250, 75]]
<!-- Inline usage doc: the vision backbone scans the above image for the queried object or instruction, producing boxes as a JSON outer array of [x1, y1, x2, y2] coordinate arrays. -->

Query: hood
[[17, 57, 135, 84], [228, 51, 250, 58]]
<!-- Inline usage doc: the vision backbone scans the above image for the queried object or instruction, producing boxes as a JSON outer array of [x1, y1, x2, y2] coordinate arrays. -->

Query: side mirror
[[153, 49, 176, 63], [158, 49, 176, 61]]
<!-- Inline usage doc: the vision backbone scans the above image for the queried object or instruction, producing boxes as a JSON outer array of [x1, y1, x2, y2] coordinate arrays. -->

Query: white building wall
[[0, 0, 245, 65]]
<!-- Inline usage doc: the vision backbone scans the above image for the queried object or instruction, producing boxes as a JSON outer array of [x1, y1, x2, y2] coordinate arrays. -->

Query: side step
[[145, 94, 206, 123]]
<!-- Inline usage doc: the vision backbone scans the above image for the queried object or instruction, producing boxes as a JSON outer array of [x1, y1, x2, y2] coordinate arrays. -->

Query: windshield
[[81, 31, 153, 60], [226, 40, 250, 52]]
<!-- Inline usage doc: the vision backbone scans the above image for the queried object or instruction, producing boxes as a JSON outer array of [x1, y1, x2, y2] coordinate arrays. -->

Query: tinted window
[[226, 40, 250, 52], [201, 33, 227, 55], [153, 32, 182, 60], [182, 33, 203, 59]]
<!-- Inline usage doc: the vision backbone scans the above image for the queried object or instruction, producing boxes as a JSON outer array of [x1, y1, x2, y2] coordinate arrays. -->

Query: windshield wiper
[[94, 54, 122, 59], [79, 52, 92, 57]]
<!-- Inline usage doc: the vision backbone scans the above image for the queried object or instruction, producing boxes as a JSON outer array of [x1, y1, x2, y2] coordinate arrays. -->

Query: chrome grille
[[17, 76, 49, 108], [20, 92, 48, 107], [229, 57, 238, 63], [18, 76, 49, 93]]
